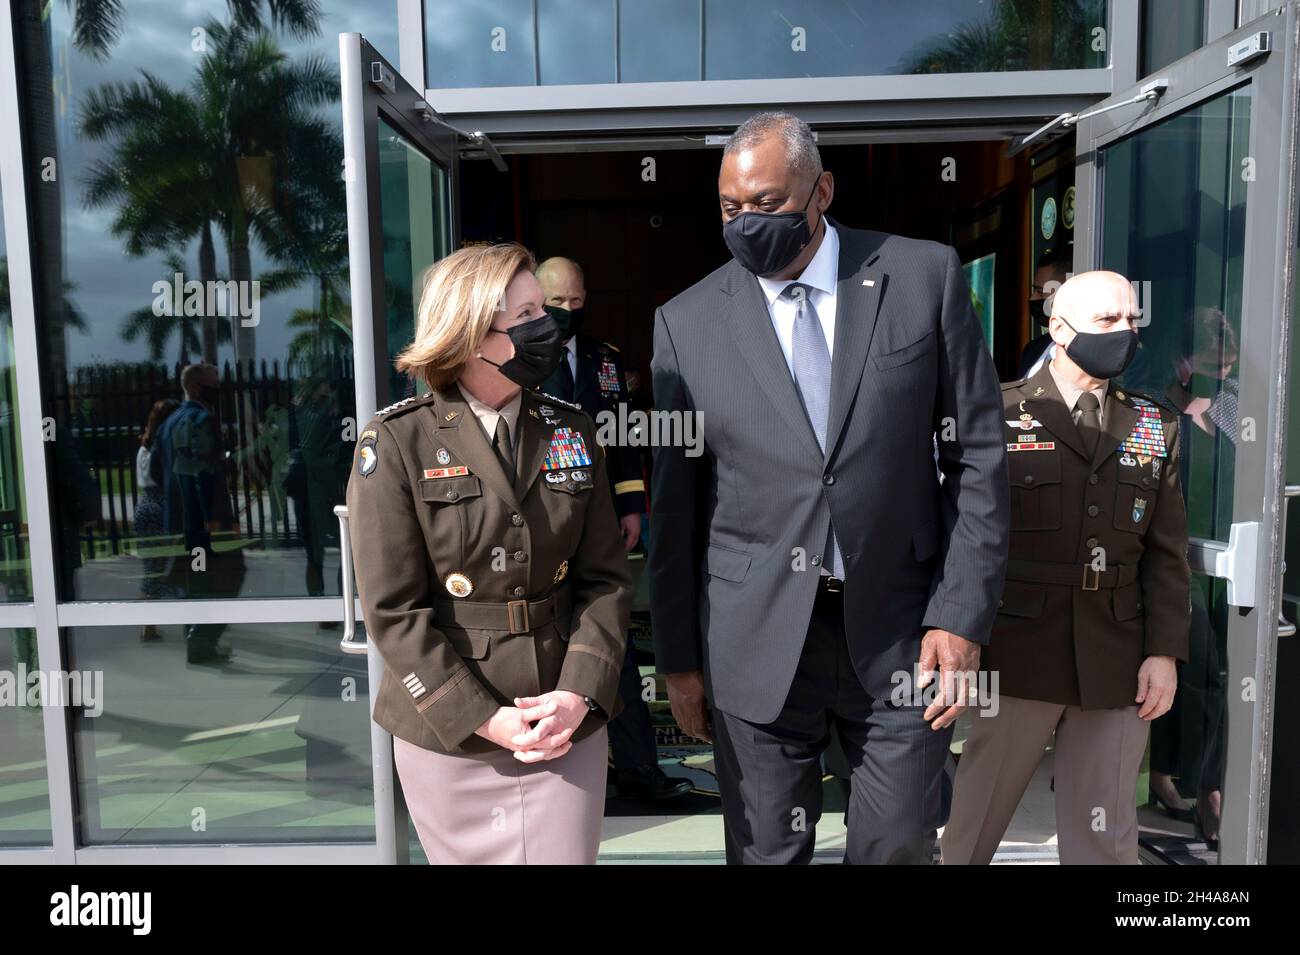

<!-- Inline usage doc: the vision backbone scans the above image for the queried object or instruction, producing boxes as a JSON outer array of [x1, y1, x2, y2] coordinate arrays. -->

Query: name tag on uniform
[[423, 466, 469, 479], [1006, 442, 1055, 452]]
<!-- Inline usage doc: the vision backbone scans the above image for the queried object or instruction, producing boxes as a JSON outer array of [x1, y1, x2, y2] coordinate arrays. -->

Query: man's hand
[[619, 513, 642, 552], [666, 670, 713, 743], [918, 628, 981, 730], [1136, 655, 1177, 720], [509, 690, 589, 761]]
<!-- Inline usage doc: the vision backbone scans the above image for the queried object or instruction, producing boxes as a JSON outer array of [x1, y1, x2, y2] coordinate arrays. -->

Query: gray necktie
[[783, 282, 843, 578], [493, 415, 514, 478]]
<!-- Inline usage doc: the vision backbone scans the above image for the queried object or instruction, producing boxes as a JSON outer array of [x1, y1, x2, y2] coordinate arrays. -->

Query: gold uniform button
[[513, 550, 527, 562], [446, 489, 459, 501], [1088, 474, 1099, 485], [1023, 475, 1034, 486], [512, 586, 525, 597], [511, 513, 524, 526], [1087, 504, 1099, 517]]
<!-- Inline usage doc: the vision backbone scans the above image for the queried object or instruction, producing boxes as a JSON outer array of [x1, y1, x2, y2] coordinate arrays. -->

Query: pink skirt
[[393, 725, 609, 864]]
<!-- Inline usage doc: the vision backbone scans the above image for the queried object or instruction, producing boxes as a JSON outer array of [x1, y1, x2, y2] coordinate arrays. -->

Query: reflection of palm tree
[[0, 259, 87, 333], [899, 0, 1103, 74], [65, 0, 322, 59], [118, 254, 236, 364], [79, 17, 338, 375]]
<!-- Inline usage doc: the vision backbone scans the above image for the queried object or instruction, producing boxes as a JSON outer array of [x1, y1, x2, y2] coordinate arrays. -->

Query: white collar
[[757, 219, 840, 304]]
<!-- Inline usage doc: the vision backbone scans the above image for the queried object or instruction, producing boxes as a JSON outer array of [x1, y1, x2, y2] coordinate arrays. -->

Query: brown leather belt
[[434, 585, 571, 635], [1006, 559, 1139, 592]]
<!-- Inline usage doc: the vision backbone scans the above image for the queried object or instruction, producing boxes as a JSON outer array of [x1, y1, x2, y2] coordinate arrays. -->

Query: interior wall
[[459, 139, 1038, 392]]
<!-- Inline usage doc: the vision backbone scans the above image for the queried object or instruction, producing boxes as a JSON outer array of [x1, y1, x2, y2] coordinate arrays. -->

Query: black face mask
[[722, 180, 820, 276], [545, 304, 585, 341], [1028, 298, 1049, 328], [480, 312, 565, 388], [1059, 315, 1138, 380]]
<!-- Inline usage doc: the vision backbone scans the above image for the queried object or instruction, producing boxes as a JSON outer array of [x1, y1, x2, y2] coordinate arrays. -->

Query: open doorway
[[455, 137, 1078, 857]]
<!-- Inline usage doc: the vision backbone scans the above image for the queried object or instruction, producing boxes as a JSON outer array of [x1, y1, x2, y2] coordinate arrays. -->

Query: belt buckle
[[823, 576, 844, 593], [1081, 565, 1100, 591], [507, 599, 530, 634]]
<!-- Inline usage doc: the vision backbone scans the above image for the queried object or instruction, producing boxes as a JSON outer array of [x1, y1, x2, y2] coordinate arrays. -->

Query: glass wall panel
[[0, 176, 32, 602], [11, 0, 402, 601], [1140, 0, 1204, 75], [426, 0, 1109, 88], [0, 629, 51, 846], [67, 622, 373, 845]]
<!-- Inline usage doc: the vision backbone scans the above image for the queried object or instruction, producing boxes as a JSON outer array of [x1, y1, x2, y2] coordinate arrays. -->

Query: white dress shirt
[[564, 337, 579, 382], [756, 220, 840, 376], [462, 387, 522, 452]]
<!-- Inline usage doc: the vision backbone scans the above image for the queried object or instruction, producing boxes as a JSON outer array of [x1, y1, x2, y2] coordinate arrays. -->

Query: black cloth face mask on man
[[1057, 315, 1139, 380], [480, 312, 565, 389], [545, 303, 585, 341], [722, 178, 821, 276]]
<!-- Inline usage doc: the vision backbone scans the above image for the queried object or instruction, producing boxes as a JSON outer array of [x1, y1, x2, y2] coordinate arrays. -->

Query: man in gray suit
[[648, 112, 1009, 864]]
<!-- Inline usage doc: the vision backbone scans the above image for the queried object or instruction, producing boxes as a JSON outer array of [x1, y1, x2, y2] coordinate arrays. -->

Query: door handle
[[1278, 486, 1300, 637], [335, 504, 368, 655], [1189, 521, 1260, 608]]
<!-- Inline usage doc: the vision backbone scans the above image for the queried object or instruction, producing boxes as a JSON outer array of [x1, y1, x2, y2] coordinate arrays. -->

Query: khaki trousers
[[393, 724, 608, 864], [941, 695, 1149, 864]]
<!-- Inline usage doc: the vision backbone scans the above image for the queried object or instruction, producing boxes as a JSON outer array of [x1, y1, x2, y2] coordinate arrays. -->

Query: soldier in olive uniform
[[537, 256, 693, 802], [347, 243, 632, 864], [942, 271, 1190, 865]]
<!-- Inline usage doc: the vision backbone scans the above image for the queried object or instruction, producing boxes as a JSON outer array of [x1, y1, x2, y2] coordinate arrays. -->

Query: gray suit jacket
[[648, 219, 1010, 723]]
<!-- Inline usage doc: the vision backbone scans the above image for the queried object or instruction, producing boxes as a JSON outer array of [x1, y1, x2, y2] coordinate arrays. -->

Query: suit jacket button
[[1023, 475, 1034, 486], [511, 513, 524, 526], [823, 474, 835, 486], [811, 555, 823, 566], [512, 586, 525, 597], [513, 550, 527, 562], [997, 599, 1004, 608], [1087, 504, 1100, 517]]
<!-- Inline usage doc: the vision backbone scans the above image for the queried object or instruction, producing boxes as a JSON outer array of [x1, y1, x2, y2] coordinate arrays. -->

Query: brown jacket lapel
[[423, 385, 520, 510]]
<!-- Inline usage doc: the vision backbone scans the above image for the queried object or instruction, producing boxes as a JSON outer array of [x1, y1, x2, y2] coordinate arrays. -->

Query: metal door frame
[[1074, 2, 1300, 863], [340, 31, 461, 864]]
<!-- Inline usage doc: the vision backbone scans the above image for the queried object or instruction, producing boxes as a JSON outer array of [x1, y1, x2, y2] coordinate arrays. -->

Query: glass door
[[339, 33, 458, 863], [1073, 6, 1300, 863]]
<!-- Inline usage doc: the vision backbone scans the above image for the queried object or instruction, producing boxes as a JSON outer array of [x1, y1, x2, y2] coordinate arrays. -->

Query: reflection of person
[[535, 256, 690, 802], [1160, 306, 1238, 846], [134, 398, 179, 639], [346, 243, 632, 864], [942, 271, 1191, 864], [153, 363, 247, 664], [1016, 246, 1073, 378], [1167, 306, 1240, 443], [286, 374, 347, 599], [649, 111, 1009, 864]]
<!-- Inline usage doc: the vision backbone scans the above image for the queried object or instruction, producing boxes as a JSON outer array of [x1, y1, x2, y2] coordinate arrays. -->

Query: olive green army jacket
[[983, 362, 1191, 709], [346, 383, 632, 755]]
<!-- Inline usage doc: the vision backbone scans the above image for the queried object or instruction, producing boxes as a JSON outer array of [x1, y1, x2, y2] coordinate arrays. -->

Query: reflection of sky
[[427, 0, 1104, 87], [44, 0, 399, 373]]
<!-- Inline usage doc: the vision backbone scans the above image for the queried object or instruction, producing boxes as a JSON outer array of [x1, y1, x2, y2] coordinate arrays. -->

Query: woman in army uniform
[[346, 242, 632, 864]]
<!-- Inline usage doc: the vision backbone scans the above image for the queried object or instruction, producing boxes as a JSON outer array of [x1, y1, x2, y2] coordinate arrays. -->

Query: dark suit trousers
[[609, 634, 657, 774], [712, 587, 952, 864]]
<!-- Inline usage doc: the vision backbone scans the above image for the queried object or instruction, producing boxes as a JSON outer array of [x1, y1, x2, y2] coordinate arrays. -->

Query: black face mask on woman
[[722, 180, 820, 276], [1058, 315, 1139, 380], [480, 312, 565, 388]]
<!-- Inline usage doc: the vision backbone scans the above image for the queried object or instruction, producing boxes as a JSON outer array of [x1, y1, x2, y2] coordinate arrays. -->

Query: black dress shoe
[[614, 767, 693, 801], [186, 644, 233, 666]]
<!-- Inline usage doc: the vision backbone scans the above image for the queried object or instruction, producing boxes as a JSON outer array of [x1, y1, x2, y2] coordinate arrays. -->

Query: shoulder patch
[[375, 392, 435, 419]]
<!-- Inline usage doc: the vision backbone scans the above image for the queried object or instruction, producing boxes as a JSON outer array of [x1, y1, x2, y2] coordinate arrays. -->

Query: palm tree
[[898, 0, 1104, 74], [78, 16, 338, 375], [119, 254, 238, 365], [64, 0, 322, 60]]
